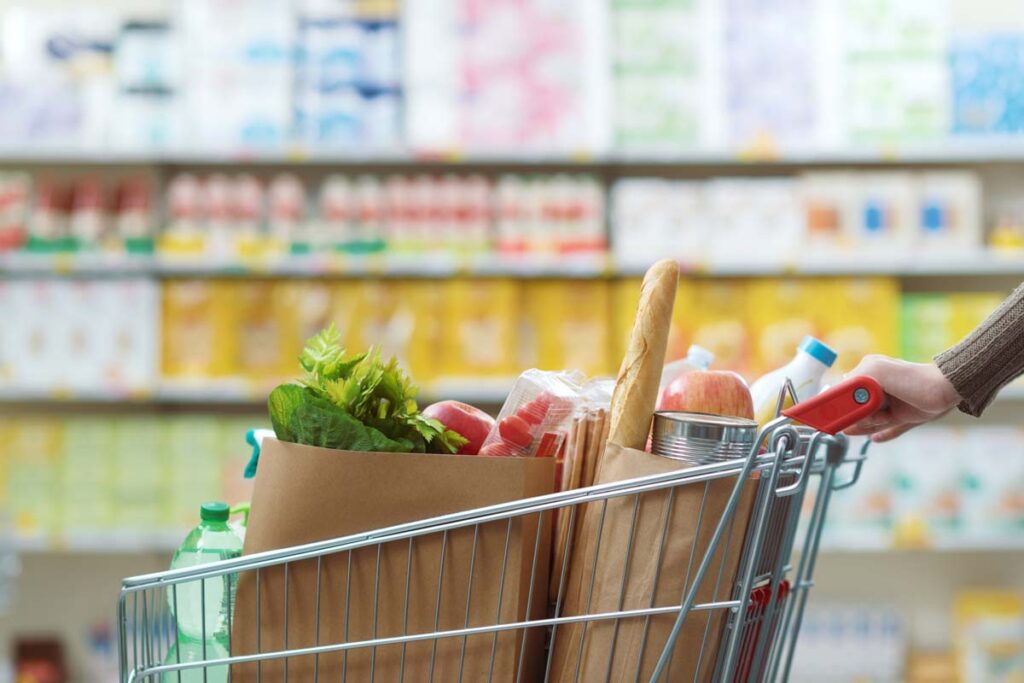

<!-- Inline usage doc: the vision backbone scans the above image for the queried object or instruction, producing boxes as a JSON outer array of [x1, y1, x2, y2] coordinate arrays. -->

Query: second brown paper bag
[[231, 439, 555, 682], [548, 443, 756, 681]]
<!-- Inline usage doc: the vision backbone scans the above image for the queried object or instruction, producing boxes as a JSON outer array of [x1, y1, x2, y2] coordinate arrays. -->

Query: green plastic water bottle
[[163, 502, 243, 682]]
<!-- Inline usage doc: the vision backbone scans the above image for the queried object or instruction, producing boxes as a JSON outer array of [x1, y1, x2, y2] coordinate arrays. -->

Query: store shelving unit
[[8, 140, 1024, 166], [3, 250, 1023, 279]]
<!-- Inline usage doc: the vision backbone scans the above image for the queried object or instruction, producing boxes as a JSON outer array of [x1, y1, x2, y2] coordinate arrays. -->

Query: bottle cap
[[686, 344, 715, 369], [200, 501, 230, 522], [798, 336, 837, 368]]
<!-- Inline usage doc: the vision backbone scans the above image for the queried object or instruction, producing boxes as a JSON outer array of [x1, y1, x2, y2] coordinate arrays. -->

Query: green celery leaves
[[268, 324, 468, 454]]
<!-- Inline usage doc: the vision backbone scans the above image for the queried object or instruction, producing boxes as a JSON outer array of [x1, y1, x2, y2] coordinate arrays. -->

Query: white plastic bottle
[[657, 344, 716, 407], [750, 336, 837, 425]]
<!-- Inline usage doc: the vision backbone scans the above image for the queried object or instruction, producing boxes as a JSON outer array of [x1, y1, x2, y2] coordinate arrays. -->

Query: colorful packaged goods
[[821, 277, 900, 377], [439, 279, 520, 379], [522, 280, 613, 377]]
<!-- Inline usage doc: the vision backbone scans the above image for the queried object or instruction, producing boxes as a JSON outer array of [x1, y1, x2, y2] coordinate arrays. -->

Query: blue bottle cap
[[798, 336, 837, 368]]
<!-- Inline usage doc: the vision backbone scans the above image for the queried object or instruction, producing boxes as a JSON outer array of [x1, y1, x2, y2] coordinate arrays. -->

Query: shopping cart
[[117, 376, 881, 682]]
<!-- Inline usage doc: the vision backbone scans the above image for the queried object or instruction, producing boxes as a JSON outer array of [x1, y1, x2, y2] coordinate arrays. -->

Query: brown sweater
[[935, 283, 1024, 417]]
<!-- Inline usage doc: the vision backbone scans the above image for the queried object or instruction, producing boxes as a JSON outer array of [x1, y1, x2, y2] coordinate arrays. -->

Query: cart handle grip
[[781, 375, 884, 435]]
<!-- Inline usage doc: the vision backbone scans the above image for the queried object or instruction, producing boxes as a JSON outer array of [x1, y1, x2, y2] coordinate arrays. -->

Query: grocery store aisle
[[0, 553, 167, 682]]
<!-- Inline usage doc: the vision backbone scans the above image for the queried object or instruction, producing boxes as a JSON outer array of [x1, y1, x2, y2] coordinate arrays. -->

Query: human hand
[[843, 355, 962, 442]]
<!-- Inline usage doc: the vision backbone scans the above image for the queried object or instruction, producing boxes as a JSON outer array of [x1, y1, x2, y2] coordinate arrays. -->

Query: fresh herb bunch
[[268, 324, 468, 454]]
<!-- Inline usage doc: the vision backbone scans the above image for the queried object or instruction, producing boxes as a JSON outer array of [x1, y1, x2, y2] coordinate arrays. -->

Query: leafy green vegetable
[[268, 324, 468, 454]]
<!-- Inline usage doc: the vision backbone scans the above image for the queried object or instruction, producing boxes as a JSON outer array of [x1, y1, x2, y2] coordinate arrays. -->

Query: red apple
[[658, 370, 754, 420], [422, 400, 496, 455]]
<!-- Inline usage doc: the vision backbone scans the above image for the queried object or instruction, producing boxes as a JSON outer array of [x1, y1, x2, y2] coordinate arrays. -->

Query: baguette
[[607, 259, 679, 450]]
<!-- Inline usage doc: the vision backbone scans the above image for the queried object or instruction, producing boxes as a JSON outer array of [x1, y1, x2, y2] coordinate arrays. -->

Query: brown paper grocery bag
[[231, 439, 555, 682], [548, 443, 756, 682]]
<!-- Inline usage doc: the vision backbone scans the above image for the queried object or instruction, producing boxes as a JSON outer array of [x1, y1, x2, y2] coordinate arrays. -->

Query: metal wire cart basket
[[118, 377, 882, 682]]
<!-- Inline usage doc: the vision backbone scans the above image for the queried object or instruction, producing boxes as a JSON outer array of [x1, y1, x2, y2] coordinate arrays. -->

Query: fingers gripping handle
[[781, 376, 885, 435]]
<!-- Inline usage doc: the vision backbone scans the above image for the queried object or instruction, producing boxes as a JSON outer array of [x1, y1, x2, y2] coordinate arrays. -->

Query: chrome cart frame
[[117, 402, 870, 683]]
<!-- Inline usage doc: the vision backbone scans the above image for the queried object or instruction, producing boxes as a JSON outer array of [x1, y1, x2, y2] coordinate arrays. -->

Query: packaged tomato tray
[[479, 369, 587, 457]]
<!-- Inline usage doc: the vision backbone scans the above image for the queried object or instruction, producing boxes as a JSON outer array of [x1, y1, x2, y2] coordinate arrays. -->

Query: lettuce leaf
[[267, 324, 468, 455]]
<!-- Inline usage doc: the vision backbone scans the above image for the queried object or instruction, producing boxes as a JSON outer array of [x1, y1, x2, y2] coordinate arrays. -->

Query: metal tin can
[[651, 411, 758, 464]]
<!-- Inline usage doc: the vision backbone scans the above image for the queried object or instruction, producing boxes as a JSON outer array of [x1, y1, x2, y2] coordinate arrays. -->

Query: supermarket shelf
[[8, 140, 1024, 166], [0, 379, 514, 407], [3, 251, 1023, 279], [0, 252, 612, 279], [11, 531, 183, 554], [817, 537, 1024, 553]]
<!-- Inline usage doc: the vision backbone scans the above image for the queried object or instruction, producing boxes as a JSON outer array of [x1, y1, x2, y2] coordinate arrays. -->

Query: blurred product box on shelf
[[688, 279, 757, 377], [955, 591, 1024, 683], [831, 0, 950, 144], [346, 279, 439, 382], [403, 0, 608, 153], [611, 172, 982, 271], [723, 0, 816, 153], [0, 415, 258, 544], [901, 292, 1008, 363], [747, 278, 827, 376], [179, 0, 294, 150], [439, 279, 520, 380], [789, 604, 906, 683], [521, 280, 612, 378], [294, 6, 402, 148], [161, 280, 237, 381], [821, 277, 901, 375], [951, 34, 1024, 135], [611, 0, 709, 149], [0, 279, 158, 396], [821, 426, 1024, 549]]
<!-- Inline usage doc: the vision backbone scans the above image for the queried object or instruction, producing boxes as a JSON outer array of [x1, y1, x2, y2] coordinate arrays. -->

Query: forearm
[[935, 283, 1024, 417]]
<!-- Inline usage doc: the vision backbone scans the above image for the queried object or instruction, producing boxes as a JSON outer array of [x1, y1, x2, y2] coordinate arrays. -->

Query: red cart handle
[[781, 375, 885, 435]]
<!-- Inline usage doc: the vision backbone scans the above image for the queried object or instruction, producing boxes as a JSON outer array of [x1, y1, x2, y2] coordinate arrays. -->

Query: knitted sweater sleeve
[[934, 283, 1024, 417]]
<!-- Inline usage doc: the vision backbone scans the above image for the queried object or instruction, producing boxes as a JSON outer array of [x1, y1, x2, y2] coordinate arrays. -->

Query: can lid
[[798, 336, 837, 368], [200, 501, 230, 522], [686, 344, 715, 370], [652, 411, 758, 445]]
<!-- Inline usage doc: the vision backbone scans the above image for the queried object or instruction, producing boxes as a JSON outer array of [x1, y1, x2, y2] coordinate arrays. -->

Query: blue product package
[[951, 34, 1024, 134]]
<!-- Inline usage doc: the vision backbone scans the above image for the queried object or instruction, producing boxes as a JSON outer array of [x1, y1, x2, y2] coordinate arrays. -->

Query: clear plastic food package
[[479, 369, 585, 457]]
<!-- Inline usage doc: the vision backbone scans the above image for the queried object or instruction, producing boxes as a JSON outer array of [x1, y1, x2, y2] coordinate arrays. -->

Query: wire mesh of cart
[[117, 376, 883, 682]]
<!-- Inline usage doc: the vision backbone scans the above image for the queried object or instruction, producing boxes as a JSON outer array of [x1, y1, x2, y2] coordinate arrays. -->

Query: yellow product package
[[349, 280, 441, 383], [613, 277, 697, 370], [690, 280, 756, 379], [747, 278, 827, 376], [612, 278, 643, 369], [949, 292, 1006, 346], [232, 281, 294, 385], [667, 278, 698, 365], [162, 280, 235, 379], [439, 278, 519, 379], [6, 418, 62, 536], [277, 281, 361, 363], [900, 294, 954, 363], [393, 280, 443, 383], [522, 280, 613, 376], [954, 591, 1024, 683], [821, 278, 900, 376]]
